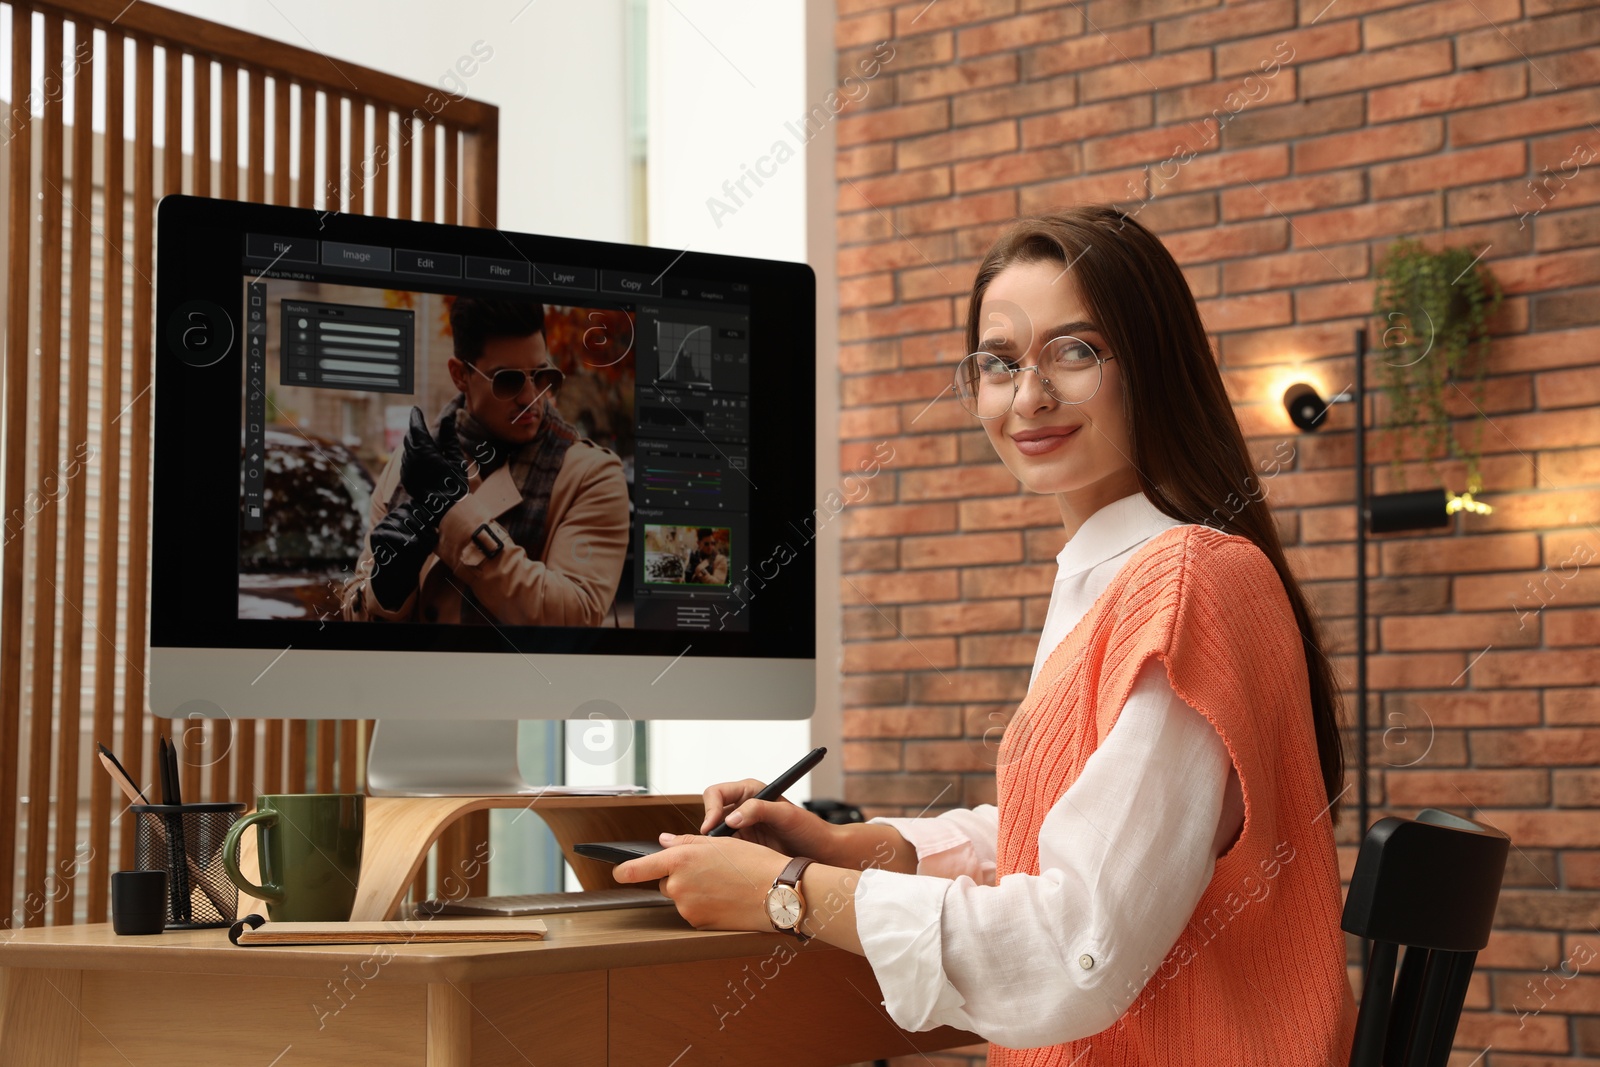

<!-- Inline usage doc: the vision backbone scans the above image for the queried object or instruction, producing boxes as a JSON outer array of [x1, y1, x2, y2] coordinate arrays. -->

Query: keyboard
[[416, 888, 672, 917]]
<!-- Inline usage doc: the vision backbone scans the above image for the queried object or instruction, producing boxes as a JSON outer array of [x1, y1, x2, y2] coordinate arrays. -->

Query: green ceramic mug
[[223, 794, 364, 922]]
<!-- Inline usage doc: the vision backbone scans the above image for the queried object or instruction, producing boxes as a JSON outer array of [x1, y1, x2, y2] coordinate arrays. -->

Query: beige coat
[[343, 437, 629, 626]]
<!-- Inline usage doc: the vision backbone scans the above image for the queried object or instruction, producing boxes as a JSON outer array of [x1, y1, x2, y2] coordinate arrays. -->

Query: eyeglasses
[[467, 362, 564, 401], [954, 336, 1116, 419]]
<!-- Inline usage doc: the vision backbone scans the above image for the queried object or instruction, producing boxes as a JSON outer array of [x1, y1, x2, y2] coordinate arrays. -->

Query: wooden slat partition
[[0, 0, 500, 928], [86, 28, 125, 924]]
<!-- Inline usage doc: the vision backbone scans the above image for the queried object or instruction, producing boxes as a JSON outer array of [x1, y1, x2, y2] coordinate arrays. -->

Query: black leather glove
[[400, 407, 468, 525], [367, 501, 439, 612]]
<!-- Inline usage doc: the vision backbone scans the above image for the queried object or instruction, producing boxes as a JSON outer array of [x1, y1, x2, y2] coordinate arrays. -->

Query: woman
[[615, 206, 1359, 1065]]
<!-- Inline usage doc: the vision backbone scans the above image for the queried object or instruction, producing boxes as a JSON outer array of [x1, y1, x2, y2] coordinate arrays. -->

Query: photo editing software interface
[[238, 233, 753, 634]]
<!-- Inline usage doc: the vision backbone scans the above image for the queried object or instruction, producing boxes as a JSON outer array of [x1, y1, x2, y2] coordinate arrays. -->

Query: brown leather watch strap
[[772, 856, 815, 941]]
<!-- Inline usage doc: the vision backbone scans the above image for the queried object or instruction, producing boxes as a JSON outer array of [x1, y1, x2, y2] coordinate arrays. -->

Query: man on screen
[[342, 297, 629, 626], [684, 527, 727, 585]]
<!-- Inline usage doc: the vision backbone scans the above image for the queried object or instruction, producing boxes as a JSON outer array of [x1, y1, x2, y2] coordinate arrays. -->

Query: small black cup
[[112, 869, 168, 935]]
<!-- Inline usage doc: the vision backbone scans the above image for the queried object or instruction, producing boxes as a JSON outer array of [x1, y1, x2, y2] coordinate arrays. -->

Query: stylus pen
[[706, 746, 827, 837]]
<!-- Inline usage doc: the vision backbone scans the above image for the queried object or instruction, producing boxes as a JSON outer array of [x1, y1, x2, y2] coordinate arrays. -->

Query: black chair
[[1342, 808, 1509, 1067]]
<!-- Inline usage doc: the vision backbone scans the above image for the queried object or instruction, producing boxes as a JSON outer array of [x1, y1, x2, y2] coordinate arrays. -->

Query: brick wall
[[833, 0, 1600, 1062]]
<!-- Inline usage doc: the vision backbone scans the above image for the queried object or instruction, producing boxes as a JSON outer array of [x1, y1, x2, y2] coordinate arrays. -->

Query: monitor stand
[[366, 719, 537, 796]]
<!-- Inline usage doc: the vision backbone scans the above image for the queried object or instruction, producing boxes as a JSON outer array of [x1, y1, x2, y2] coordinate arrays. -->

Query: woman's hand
[[701, 779, 852, 865], [613, 833, 788, 931]]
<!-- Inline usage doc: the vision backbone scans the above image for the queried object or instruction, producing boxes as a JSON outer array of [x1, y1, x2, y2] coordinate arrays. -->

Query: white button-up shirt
[[854, 493, 1246, 1049]]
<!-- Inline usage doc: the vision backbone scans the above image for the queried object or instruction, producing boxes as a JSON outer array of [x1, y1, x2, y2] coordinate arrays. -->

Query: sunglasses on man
[[467, 362, 565, 401]]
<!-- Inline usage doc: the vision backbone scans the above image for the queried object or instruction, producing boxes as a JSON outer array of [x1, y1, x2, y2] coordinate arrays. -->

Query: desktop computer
[[151, 196, 816, 794]]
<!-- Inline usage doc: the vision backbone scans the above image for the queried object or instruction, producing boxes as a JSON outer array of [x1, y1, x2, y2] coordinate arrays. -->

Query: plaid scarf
[[389, 393, 578, 559]]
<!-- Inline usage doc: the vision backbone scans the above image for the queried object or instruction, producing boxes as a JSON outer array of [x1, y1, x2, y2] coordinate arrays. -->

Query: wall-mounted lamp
[[1281, 382, 1341, 433]]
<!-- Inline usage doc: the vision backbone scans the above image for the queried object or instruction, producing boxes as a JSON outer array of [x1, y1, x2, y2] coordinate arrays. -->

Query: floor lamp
[[1283, 330, 1460, 976]]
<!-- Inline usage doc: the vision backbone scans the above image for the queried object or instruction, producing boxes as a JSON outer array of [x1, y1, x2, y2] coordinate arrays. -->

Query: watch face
[[765, 884, 802, 929]]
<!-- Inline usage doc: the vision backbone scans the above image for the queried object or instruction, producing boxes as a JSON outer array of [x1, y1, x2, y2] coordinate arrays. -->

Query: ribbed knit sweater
[[989, 524, 1357, 1066]]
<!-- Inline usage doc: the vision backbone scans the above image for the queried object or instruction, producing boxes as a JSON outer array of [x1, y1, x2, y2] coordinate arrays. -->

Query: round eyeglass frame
[[953, 335, 1116, 419]]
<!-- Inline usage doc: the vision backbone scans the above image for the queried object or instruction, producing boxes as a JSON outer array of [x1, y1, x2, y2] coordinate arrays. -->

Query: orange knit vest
[[989, 525, 1357, 1067]]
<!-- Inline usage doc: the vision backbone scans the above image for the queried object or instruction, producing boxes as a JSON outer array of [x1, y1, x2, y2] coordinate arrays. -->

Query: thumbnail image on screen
[[643, 525, 730, 587], [239, 278, 638, 629]]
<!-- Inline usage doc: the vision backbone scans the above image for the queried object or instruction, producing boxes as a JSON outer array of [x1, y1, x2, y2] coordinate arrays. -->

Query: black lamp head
[[1283, 382, 1328, 432]]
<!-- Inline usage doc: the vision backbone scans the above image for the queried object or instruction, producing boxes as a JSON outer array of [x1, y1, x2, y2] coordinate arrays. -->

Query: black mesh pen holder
[[132, 802, 246, 930]]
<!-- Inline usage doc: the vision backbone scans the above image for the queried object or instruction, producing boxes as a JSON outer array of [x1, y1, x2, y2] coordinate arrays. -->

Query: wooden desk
[[0, 908, 979, 1066]]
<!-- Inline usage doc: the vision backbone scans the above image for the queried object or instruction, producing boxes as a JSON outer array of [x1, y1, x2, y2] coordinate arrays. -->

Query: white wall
[[642, 0, 838, 802], [149, 0, 633, 242]]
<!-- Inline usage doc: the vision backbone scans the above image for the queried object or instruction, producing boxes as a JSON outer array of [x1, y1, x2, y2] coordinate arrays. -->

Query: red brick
[[843, 636, 958, 673], [960, 562, 1058, 598], [899, 52, 1018, 103], [1363, 0, 1522, 49], [1386, 689, 1542, 726], [899, 264, 977, 304], [1150, 145, 1290, 196], [1550, 608, 1600, 647], [1018, 169, 1149, 214], [1541, 445, 1600, 488], [841, 568, 960, 605], [908, 668, 1028, 703], [1134, 192, 1219, 234], [896, 189, 1017, 234], [1451, 88, 1600, 147], [842, 433, 955, 471], [952, 74, 1076, 125], [1080, 48, 1212, 103], [892, 0, 1018, 36], [1366, 652, 1471, 690], [899, 463, 1016, 500], [956, 7, 1083, 56], [839, 209, 893, 246], [958, 633, 1037, 667], [837, 100, 949, 147], [1220, 320, 1365, 366], [1022, 26, 1152, 79], [842, 365, 958, 407], [1301, 40, 1454, 98], [1197, 291, 1293, 332], [953, 145, 1079, 193], [1292, 196, 1443, 247], [839, 233, 955, 277], [898, 120, 1018, 168], [1156, 69, 1299, 126], [1494, 248, 1600, 295], [1369, 64, 1528, 124], [1369, 143, 1528, 200], [1223, 246, 1368, 292], [1216, 22, 1361, 78], [843, 501, 958, 539], [1474, 728, 1600, 767], [901, 530, 1022, 568], [840, 404, 902, 441], [1294, 280, 1376, 323], [1380, 611, 1540, 651], [957, 494, 1061, 531], [837, 9, 892, 49], [900, 599, 1023, 635], [843, 705, 964, 739], [837, 143, 896, 179], [840, 275, 896, 313], [842, 739, 902, 772], [840, 297, 953, 341], [1161, 218, 1288, 264], [1536, 204, 1600, 252], [1220, 172, 1365, 220], [1087, 0, 1217, 30], [839, 168, 953, 212], [1388, 769, 1550, 807], [1488, 326, 1600, 373], [1154, 0, 1295, 50], [1458, 9, 1600, 67], [1476, 649, 1600, 688], [1221, 94, 1365, 149], [1019, 98, 1154, 150], [1295, 118, 1445, 173]]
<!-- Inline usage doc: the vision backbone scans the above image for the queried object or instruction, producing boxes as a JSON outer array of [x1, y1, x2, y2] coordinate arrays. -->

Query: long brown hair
[[965, 205, 1345, 821]]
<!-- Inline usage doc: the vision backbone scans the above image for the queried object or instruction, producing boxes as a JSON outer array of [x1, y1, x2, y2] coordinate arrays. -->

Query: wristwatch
[[765, 856, 814, 941]]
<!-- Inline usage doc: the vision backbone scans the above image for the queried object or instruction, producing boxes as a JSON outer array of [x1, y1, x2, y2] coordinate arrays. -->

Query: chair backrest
[[1341, 808, 1509, 1067]]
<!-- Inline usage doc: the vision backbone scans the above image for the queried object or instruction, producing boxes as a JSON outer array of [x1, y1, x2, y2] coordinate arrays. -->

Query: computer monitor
[[151, 196, 816, 794]]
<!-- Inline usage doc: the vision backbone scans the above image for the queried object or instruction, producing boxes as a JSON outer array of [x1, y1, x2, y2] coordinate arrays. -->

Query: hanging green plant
[[1372, 239, 1502, 494]]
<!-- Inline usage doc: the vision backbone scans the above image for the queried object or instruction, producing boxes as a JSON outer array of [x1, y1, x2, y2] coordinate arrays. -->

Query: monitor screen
[[152, 197, 815, 723]]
